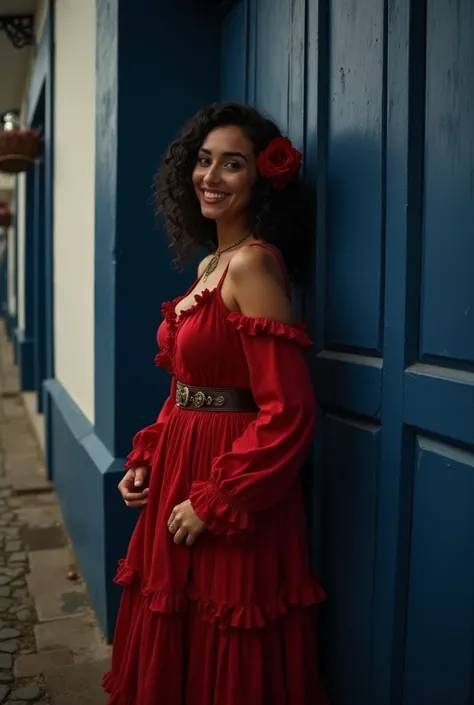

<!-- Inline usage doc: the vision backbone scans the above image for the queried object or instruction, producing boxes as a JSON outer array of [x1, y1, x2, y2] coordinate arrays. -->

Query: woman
[[103, 102, 328, 705]]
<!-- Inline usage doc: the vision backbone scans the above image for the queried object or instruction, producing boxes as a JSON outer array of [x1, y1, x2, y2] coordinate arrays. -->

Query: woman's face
[[192, 125, 257, 225]]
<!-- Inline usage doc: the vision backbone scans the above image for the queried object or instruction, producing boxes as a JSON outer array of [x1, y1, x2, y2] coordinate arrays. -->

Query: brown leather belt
[[176, 381, 258, 412]]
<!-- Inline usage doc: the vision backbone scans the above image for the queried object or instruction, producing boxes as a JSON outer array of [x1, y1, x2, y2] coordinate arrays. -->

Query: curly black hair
[[155, 102, 314, 279]]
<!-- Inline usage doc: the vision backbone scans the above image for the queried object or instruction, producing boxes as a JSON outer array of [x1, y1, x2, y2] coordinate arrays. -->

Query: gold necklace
[[202, 233, 251, 282]]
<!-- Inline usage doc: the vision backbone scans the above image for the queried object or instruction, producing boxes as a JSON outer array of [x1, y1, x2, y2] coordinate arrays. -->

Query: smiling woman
[[103, 102, 328, 705], [156, 102, 313, 279]]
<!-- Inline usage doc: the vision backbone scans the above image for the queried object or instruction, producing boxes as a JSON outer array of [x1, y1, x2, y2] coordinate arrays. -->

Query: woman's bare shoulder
[[228, 244, 292, 321]]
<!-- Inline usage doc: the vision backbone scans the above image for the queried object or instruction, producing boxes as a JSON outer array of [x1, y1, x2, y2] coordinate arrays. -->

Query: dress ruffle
[[178, 288, 214, 318], [123, 447, 153, 471], [155, 290, 215, 373], [123, 428, 160, 470], [227, 312, 313, 348], [102, 672, 134, 705], [189, 478, 254, 537], [113, 560, 325, 630], [114, 559, 137, 585], [154, 298, 180, 373]]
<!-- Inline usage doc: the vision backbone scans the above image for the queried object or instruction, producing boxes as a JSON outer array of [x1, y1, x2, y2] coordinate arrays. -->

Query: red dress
[[103, 247, 328, 705]]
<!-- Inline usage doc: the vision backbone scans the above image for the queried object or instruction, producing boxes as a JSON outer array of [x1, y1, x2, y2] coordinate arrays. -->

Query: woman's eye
[[196, 157, 241, 170]]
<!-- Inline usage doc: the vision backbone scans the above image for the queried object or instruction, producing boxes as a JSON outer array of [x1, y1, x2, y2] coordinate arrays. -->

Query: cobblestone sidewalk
[[0, 477, 48, 705], [0, 323, 110, 705]]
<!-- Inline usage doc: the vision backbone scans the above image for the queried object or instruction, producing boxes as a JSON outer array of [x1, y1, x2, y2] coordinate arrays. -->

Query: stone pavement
[[0, 324, 111, 705]]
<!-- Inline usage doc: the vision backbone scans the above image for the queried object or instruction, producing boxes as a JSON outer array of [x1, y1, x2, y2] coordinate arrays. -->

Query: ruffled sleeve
[[124, 379, 176, 470], [189, 314, 316, 535]]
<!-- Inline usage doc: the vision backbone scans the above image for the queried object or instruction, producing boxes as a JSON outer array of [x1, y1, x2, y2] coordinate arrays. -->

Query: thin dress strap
[[217, 262, 231, 291]]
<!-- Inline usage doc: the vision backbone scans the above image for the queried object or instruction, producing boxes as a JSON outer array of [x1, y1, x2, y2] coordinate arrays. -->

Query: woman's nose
[[203, 165, 221, 185]]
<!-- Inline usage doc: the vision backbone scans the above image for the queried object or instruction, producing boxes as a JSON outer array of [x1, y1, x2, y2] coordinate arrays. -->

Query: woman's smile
[[201, 188, 230, 204]]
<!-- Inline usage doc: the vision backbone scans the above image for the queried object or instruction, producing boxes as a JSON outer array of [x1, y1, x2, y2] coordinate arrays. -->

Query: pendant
[[203, 252, 220, 282]]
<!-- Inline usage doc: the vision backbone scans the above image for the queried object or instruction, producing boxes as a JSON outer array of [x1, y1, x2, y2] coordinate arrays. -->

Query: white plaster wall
[[53, 0, 96, 423]]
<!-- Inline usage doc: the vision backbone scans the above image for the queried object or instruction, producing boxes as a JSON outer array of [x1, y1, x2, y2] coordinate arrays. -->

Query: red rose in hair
[[256, 137, 302, 189]]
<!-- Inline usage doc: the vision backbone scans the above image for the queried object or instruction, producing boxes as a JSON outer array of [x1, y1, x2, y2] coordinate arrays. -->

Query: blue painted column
[[91, 0, 221, 637], [2, 220, 16, 341], [15, 168, 35, 390], [0, 228, 7, 323], [33, 154, 47, 412], [13, 180, 19, 362], [44, 35, 55, 385]]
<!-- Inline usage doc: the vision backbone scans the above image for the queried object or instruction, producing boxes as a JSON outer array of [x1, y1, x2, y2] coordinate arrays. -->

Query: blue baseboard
[[14, 329, 35, 391], [43, 378, 138, 641]]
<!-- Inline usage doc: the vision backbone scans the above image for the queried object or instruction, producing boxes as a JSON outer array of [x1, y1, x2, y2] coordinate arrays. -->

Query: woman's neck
[[215, 220, 250, 251]]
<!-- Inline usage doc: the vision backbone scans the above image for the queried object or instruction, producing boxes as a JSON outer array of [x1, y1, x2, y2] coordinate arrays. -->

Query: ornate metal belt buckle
[[176, 384, 190, 408]]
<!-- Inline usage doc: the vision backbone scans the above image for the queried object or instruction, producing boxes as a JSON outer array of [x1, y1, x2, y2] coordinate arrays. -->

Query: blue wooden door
[[220, 2, 474, 704]]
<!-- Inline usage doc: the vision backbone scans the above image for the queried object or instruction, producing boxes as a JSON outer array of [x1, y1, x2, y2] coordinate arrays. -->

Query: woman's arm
[[187, 247, 316, 536]]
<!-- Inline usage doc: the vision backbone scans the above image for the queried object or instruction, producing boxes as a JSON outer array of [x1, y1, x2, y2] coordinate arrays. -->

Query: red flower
[[256, 137, 302, 189]]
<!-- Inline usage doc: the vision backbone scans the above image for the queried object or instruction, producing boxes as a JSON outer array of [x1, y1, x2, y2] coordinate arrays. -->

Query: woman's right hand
[[118, 467, 150, 508]]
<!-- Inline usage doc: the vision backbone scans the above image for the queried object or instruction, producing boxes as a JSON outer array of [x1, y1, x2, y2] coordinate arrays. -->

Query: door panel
[[419, 0, 474, 365], [403, 440, 474, 705], [327, 0, 385, 354]]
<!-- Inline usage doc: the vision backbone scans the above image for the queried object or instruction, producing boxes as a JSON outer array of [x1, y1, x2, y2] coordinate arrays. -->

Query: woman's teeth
[[203, 191, 228, 201]]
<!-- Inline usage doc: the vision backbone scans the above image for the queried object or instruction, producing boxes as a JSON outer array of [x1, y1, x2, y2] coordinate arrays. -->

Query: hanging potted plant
[[0, 112, 41, 174], [0, 201, 12, 228]]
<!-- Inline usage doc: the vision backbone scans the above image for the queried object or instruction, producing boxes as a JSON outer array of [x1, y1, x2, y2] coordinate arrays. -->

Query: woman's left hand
[[168, 500, 206, 546]]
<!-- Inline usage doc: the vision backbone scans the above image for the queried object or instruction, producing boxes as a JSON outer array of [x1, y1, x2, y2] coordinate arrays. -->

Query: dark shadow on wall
[[305, 131, 386, 705]]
